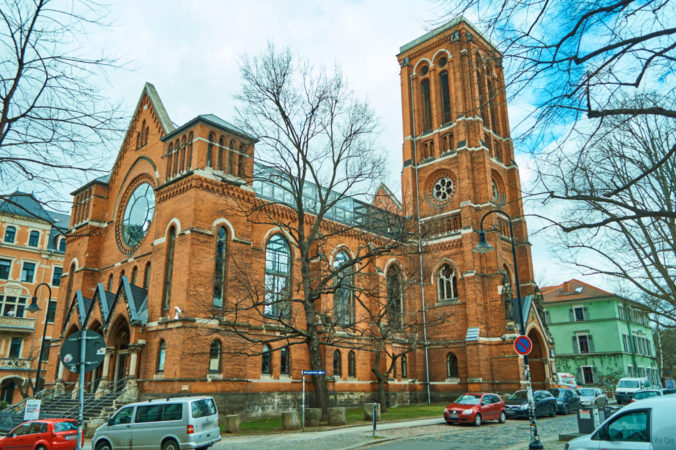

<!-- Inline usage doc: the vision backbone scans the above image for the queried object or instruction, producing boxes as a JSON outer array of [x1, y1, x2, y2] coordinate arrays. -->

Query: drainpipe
[[409, 71, 431, 405]]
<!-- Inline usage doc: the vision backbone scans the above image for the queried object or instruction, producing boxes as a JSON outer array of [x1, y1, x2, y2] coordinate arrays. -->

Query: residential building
[[542, 279, 659, 386], [0, 192, 68, 403]]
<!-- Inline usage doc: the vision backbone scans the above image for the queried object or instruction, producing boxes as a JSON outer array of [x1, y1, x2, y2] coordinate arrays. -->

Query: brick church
[[45, 17, 552, 416]]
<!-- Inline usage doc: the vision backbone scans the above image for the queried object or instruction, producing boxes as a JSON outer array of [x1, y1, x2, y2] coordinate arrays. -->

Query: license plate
[[450, 413, 459, 418]]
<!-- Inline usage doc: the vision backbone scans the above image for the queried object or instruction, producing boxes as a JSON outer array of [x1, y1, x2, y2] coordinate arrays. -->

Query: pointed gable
[[372, 183, 402, 214]]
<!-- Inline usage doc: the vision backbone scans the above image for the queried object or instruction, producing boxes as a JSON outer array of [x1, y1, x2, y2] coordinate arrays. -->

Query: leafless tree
[[0, 0, 123, 213]]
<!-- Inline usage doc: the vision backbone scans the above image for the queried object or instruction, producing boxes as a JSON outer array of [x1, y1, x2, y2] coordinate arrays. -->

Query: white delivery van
[[615, 377, 650, 404]]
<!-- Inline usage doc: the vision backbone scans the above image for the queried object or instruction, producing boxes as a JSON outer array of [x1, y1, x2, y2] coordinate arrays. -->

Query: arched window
[[131, 266, 138, 286], [218, 137, 224, 171], [58, 238, 66, 252], [487, 77, 499, 134], [334, 251, 354, 326], [157, 340, 166, 373], [348, 351, 356, 378], [446, 352, 458, 378], [107, 274, 113, 291], [437, 264, 458, 301], [4, 226, 16, 243], [207, 133, 214, 168], [179, 136, 186, 173], [166, 143, 173, 177], [162, 227, 176, 310], [186, 132, 193, 169], [209, 340, 221, 373], [144, 262, 151, 290], [420, 78, 432, 132], [261, 345, 271, 375], [140, 120, 147, 146], [476, 65, 489, 125], [213, 227, 227, 308], [238, 145, 246, 177], [387, 265, 403, 328], [172, 139, 179, 176], [333, 350, 342, 378], [28, 230, 40, 247], [228, 140, 235, 174], [439, 70, 452, 124], [144, 124, 149, 145], [264, 234, 291, 317], [280, 347, 289, 375], [401, 355, 408, 378]]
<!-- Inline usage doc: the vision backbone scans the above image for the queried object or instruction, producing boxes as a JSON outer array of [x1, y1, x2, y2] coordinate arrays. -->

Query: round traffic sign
[[59, 330, 107, 373], [514, 335, 533, 356]]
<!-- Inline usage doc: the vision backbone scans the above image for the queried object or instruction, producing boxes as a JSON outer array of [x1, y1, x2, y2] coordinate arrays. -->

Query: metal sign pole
[[372, 403, 376, 437], [77, 332, 86, 450], [302, 375, 305, 430]]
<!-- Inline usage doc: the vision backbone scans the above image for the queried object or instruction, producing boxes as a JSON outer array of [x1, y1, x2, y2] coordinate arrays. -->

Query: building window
[[581, 366, 596, 385], [8, 337, 22, 358], [21, 262, 36, 283], [333, 350, 342, 378], [46, 300, 57, 323], [446, 352, 458, 378], [622, 334, 629, 353], [261, 345, 271, 375], [401, 355, 408, 379], [439, 70, 452, 124], [162, 227, 176, 310], [130, 266, 138, 286], [0, 259, 11, 280], [4, 226, 16, 243], [575, 334, 594, 354], [386, 265, 404, 328], [0, 296, 26, 317], [207, 133, 214, 168], [144, 262, 151, 290], [52, 267, 63, 286], [28, 231, 40, 247], [1, 380, 15, 404], [58, 238, 66, 252], [213, 227, 227, 308], [437, 264, 458, 302], [157, 340, 166, 373], [334, 251, 354, 326], [264, 234, 291, 317], [280, 347, 289, 375], [420, 78, 432, 132], [209, 340, 221, 373], [218, 137, 224, 171], [573, 306, 587, 321], [107, 274, 113, 291], [348, 351, 356, 378]]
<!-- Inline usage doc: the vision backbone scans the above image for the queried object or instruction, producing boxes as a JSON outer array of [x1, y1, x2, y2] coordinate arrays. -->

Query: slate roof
[[0, 192, 70, 239], [399, 16, 499, 55], [541, 279, 615, 304], [162, 113, 258, 143]]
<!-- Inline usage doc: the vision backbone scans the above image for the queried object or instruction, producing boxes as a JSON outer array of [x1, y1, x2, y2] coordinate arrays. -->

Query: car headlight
[[444, 408, 448, 413], [463, 409, 474, 415], [520, 403, 529, 410]]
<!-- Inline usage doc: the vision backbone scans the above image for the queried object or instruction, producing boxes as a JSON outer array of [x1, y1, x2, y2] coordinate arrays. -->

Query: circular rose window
[[121, 183, 155, 248], [432, 177, 454, 202]]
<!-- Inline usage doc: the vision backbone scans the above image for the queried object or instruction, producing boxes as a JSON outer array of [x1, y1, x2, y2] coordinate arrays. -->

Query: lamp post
[[26, 282, 51, 396], [473, 209, 543, 450]]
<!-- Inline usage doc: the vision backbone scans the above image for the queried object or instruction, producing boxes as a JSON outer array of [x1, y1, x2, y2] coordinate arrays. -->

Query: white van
[[553, 372, 579, 390], [565, 396, 676, 450], [615, 377, 650, 404], [92, 396, 221, 450]]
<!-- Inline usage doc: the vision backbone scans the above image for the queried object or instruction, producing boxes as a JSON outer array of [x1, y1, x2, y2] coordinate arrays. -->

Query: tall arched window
[[4, 226, 16, 243], [487, 78, 499, 134], [401, 355, 408, 378], [261, 345, 271, 375], [280, 347, 289, 375], [437, 264, 458, 301], [446, 352, 458, 378], [333, 350, 342, 378], [213, 227, 227, 308], [166, 143, 173, 177], [420, 78, 432, 132], [107, 274, 113, 291], [387, 265, 403, 328], [209, 340, 221, 373], [348, 351, 356, 378], [172, 139, 179, 176], [207, 133, 214, 168], [440, 70, 452, 124], [131, 266, 138, 286], [157, 340, 166, 373], [476, 64, 489, 124], [179, 136, 186, 173], [264, 234, 291, 317], [28, 230, 40, 247], [162, 227, 176, 310], [238, 145, 246, 177], [186, 132, 193, 169], [334, 251, 354, 326], [144, 262, 151, 290], [228, 140, 235, 174], [218, 137, 224, 171]]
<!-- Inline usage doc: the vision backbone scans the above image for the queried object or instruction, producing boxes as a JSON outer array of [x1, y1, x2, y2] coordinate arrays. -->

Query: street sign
[[302, 370, 326, 376], [514, 335, 533, 356], [59, 330, 107, 373]]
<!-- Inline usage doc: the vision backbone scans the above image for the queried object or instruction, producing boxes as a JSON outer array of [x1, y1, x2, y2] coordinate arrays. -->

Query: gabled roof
[[373, 182, 403, 212], [162, 113, 258, 143], [541, 279, 615, 304], [0, 191, 70, 231]]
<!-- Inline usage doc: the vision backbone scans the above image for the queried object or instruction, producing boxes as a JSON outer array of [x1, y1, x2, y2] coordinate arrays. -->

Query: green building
[[542, 279, 659, 387]]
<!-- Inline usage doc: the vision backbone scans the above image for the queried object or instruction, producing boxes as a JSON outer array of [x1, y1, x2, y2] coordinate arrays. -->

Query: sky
[[79, 0, 598, 289]]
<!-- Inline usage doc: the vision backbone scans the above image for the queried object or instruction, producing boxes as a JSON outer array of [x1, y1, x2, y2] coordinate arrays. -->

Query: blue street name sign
[[302, 370, 326, 376]]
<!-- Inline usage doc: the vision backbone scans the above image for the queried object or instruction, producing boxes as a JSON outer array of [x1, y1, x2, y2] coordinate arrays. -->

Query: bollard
[[224, 414, 241, 433], [282, 411, 301, 430], [327, 407, 346, 426], [305, 408, 322, 427]]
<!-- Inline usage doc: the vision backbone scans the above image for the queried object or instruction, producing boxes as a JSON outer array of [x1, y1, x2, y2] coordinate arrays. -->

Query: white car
[[565, 396, 676, 450]]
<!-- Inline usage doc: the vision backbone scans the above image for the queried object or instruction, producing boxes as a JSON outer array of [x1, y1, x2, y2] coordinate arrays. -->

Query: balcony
[[0, 316, 36, 333], [421, 213, 462, 240], [0, 357, 31, 370]]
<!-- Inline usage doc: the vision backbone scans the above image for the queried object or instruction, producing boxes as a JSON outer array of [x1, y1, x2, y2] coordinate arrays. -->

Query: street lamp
[[473, 209, 543, 450], [26, 282, 51, 396]]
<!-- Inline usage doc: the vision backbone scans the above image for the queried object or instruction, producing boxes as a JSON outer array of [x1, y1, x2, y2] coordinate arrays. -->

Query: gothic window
[[446, 352, 458, 378], [166, 143, 173, 177], [280, 347, 289, 375], [333, 350, 342, 378], [207, 133, 215, 168], [162, 227, 176, 310], [347, 351, 356, 378], [144, 262, 151, 290], [179, 136, 186, 173], [333, 251, 354, 326], [264, 234, 291, 317], [238, 144, 246, 177], [157, 340, 166, 373], [209, 340, 221, 373], [4, 226, 15, 243], [28, 231, 40, 247], [213, 227, 227, 308], [107, 274, 113, 291], [387, 265, 404, 328], [218, 137, 224, 171], [421, 78, 432, 132], [476, 64, 489, 124], [172, 139, 179, 176], [401, 355, 408, 378], [440, 70, 452, 124], [131, 266, 138, 286], [488, 77, 499, 135], [261, 345, 271, 375], [144, 125, 149, 145], [228, 140, 235, 174], [437, 264, 458, 301], [186, 132, 193, 169]]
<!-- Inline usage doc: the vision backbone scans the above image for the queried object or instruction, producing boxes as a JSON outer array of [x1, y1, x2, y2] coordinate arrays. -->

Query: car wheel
[[562, 405, 568, 415], [95, 441, 112, 450], [474, 413, 482, 426], [162, 439, 180, 450], [499, 411, 506, 423], [37, 446, 47, 450]]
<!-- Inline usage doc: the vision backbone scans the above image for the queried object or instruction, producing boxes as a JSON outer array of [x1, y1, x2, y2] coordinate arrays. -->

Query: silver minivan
[[92, 396, 221, 450]]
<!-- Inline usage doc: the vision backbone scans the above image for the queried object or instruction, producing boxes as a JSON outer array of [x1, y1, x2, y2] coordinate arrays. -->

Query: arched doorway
[[108, 316, 131, 392], [0, 377, 22, 404], [527, 328, 548, 389]]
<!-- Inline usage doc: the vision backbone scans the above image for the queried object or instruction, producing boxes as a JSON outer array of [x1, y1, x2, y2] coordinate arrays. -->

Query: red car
[[443, 392, 507, 426], [0, 418, 82, 449]]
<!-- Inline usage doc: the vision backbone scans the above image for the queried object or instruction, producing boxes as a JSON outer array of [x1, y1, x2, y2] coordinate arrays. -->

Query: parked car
[[631, 389, 664, 402], [548, 388, 581, 414], [577, 387, 608, 408], [663, 388, 676, 395], [0, 418, 81, 450], [504, 390, 557, 418], [443, 393, 506, 426], [565, 396, 676, 450], [614, 377, 650, 404], [92, 396, 221, 450]]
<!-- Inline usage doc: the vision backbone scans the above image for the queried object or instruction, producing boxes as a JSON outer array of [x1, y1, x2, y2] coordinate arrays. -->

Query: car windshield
[[453, 394, 481, 405], [508, 391, 528, 401], [618, 380, 639, 388], [578, 389, 595, 396], [634, 391, 658, 399]]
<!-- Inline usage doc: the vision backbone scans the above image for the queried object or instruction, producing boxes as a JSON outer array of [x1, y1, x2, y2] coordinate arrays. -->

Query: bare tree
[[0, 0, 123, 212]]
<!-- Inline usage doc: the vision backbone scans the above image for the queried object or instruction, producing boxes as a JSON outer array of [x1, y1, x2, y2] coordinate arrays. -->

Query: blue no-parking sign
[[514, 335, 533, 356]]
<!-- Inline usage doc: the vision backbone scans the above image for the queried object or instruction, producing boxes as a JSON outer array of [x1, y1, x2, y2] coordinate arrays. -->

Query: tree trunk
[[371, 349, 388, 413], [307, 334, 330, 418]]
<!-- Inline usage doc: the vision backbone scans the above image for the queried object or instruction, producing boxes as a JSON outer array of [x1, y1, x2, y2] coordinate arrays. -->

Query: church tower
[[398, 18, 552, 394]]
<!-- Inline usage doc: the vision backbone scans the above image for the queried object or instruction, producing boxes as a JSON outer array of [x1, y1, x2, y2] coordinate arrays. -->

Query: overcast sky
[[82, 0, 599, 289]]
